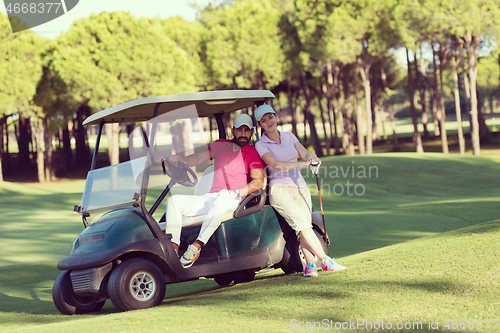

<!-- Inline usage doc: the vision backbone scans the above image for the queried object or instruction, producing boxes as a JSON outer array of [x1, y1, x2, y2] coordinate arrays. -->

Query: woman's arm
[[295, 141, 320, 164], [260, 152, 308, 171]]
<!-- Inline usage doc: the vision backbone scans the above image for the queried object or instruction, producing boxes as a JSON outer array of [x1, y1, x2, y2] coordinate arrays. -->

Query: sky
[[0, 0, 213, 39]]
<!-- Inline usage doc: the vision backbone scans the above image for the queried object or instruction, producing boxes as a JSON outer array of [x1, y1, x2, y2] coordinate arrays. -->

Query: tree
[[432, 41, 450, 153], [399, 0, 500, 155], [406, 48, 425, 153], [161, 16, 209, 89], [477, 54, 500, 113], [33, 50, 78, 178], [351, 0, 400, 154], [51, 12, 196, 166], [201, 0, 284, 90], [0, 13, 44, 181], [322, 4, 361, 155], [290, 0, 362, 156]]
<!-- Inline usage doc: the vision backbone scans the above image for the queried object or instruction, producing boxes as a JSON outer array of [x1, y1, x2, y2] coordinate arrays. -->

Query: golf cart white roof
[[83, 90, 275, 126]]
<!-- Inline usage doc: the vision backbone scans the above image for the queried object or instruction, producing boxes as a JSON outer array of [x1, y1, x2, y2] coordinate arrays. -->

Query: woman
[[254, 104, 345, 277]]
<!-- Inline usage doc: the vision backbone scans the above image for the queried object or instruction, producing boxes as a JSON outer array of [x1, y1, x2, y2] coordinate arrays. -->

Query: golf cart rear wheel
[[213, 269, 256, 286], [281, 230, 328, 274], [52, 270, 106, 315], [108, 258, 166, 312]]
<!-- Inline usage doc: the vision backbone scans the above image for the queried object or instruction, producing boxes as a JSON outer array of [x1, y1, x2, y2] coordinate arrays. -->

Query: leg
[[270, 186, 316, 263], [180, 191, 239, 268], [298, 227, 327, 261], [165, 195, 208, 248], [196, 190, 239, 245]]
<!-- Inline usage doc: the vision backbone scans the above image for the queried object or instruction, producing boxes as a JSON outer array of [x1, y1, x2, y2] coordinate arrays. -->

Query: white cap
[[233, 113, 253, 129], [254, 104, 275, 121]]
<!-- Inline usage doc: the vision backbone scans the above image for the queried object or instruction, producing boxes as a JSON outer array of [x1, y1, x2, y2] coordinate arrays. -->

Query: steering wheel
[[161, 158, 198, 187]]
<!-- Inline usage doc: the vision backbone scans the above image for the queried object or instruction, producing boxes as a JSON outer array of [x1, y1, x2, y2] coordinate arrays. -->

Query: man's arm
[[169, 149, 212, 167], [236, 168, 264, 197]]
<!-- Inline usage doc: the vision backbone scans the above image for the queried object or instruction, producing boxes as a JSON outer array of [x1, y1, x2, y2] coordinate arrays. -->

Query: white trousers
[[165, 190, 240, 246]]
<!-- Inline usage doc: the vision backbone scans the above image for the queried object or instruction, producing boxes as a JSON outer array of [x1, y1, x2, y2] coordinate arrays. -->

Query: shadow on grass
[[0, 264, 59, 315]]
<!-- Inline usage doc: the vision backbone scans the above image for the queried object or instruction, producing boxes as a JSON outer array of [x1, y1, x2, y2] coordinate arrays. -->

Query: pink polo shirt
[[208, 140, 265, 192], [255, 131, 308, 188]]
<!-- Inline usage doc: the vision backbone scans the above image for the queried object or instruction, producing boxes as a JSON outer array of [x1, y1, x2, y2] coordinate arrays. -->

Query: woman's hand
[[305, 152, 320, 165]]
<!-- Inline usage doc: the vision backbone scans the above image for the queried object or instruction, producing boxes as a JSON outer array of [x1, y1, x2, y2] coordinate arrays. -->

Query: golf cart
[[52, 90, 330, 315]]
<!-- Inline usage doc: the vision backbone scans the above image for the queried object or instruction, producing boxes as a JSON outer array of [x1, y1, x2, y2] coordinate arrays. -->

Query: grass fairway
[[0, 153, 499, 332]]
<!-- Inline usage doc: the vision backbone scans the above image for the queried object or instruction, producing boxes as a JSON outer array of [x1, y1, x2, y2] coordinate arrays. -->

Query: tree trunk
[[376, 97, 387, 140], [371, 92, 380, 141], [416, 48, 430, 137], [342, 66, 355, 155], [106, 123, 121, 166], [431, 47, 441, 136], [3, 116, 11, 176], [171, 120, 194, 157], [322, 81, 337, 153], [16, 116, 32, 169], [380, 67, 399, 151], [62, 122, 72, 174], [327, 63, 342, 154], [316, 87, 330, 155], [459, 43, 472, 126], [488, 93, 493, 114], [43, 117, 53, 181], [296, 103, 305, 144], [354, 62, 366, 155], [299, 70, 323, 156], [0, 116, 4, 182], [451, 53, 466, 155], [406, 48, 424, 153], [477, 89, 490, 144], [31, 117, 45, 183], [437, 43, 449, 154], [357, 59, 373, 154], [75, 104, 91, 168], [464, 32, 481, 155], [287, 80, 298, 138]]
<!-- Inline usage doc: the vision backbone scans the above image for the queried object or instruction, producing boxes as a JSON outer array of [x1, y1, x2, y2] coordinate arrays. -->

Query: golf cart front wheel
[[52, 270, 106, 315], [108, 258, 166, 312]]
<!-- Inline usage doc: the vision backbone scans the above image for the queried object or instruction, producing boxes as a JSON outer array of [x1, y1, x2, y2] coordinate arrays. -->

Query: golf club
[[310, 160, 325, 225]]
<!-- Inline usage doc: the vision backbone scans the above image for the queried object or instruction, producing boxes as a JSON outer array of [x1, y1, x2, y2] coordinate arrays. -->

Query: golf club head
[[310, 160, 321, 175]]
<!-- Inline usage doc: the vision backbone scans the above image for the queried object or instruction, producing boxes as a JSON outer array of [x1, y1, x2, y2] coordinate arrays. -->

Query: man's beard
[[233, 136, 249, 147]]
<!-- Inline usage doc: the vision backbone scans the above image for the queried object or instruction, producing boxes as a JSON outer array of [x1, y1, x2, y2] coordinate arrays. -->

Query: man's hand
[[219, 189, 238, 199], [168, 155, 185, 166]]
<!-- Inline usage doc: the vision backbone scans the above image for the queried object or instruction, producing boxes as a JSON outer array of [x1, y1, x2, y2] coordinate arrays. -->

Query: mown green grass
[[0, 153, 499, 332]]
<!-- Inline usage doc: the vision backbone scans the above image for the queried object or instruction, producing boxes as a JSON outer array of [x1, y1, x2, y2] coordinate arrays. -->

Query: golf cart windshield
[[79, 104, 209, 222]]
